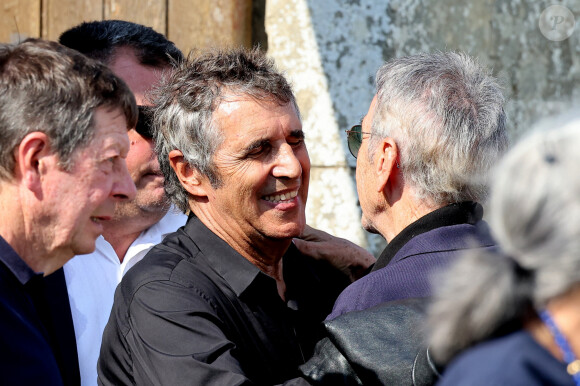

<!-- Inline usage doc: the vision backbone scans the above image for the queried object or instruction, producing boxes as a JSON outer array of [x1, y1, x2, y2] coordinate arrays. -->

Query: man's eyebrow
[[246, 138, 270, 152], [244, 130, 305, 153], [289, 130, 305, 139]]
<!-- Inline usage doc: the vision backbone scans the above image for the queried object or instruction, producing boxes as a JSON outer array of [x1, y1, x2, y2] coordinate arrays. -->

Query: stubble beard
[[113, 191, 171, 222]]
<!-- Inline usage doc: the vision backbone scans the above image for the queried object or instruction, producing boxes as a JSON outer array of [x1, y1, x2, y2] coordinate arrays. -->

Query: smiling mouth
[[263, 190, 298, 203]]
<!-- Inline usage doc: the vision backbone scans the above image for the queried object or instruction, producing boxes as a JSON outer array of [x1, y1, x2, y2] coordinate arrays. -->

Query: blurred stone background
[[2, 0, 579, 254], [262, 0, 580, 253]]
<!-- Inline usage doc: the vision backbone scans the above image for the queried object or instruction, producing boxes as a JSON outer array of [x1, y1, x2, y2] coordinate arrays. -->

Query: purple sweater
[[328, 202, 495, 320]]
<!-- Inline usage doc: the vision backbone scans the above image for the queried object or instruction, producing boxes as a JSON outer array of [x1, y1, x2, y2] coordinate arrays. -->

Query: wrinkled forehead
[[214, 86, 299, 115], [216, 91, 299, 120], [213, 94, 302, 142]]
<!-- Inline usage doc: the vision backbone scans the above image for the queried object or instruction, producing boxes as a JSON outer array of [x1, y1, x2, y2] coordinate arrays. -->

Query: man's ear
[[375, 137, 399, 193], [168, 149, 208, 197], [15, 132, 52, 192]]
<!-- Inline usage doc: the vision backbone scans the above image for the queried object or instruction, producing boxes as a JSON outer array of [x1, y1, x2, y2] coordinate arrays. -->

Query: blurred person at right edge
[[428, 113, 580, 386]]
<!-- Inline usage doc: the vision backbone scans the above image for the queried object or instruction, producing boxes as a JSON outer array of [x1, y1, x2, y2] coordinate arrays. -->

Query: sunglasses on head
[[135, 105, 154, 139], [345, 124, 372, 158]]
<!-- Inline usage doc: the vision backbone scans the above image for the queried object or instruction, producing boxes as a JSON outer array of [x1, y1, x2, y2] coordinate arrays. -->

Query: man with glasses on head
[[44, 20, 188, 386]]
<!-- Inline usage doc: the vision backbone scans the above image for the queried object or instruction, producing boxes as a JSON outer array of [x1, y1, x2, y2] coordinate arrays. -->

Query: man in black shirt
[[98, 48, 352, 385]]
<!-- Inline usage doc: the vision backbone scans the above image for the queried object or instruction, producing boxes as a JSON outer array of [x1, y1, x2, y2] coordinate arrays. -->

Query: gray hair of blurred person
[[0, 38, 137, 180], [369, 52, 508, 206], [58, 19, 184, 66], [152, 48, 299, 213], [428, 113, 580, 364]]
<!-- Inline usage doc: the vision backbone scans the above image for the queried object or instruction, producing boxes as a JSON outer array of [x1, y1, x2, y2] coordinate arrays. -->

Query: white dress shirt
[[64, 208, 187, 386]]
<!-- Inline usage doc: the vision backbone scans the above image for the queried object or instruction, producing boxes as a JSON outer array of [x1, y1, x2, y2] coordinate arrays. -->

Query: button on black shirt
[[98, 216, 349, 385]]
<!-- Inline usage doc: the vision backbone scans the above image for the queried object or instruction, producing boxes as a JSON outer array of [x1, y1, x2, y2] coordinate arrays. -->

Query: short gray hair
[[0, 39, 137, 180], [370, 52, 508, 206], [428, 113, 580, 364], [153, 47, 298, 213]]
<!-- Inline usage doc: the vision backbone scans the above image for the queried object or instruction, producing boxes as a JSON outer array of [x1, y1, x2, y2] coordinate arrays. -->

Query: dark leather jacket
[[299, 298, 441, 386]]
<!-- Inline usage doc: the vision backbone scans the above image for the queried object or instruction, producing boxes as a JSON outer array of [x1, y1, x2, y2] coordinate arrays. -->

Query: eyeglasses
[[346, 124, 371, 158], [135, 105, 154, 139]]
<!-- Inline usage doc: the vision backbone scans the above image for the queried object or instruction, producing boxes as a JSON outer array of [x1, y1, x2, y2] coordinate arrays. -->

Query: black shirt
[[0, 235, 64, 386], [98, 216, 349, 385]]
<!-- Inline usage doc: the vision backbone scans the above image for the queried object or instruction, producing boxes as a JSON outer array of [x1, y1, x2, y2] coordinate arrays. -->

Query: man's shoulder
[[122, 230, 200, 287], [332, 247, 441, 306], [0, 262, 26, 314], [328, 223, 495, 319], [119, 226, 228, 303], [0, 299, 64, 385], [0, 257, 35, 308], [0, 261, 65, 385], [395, 221, 495, 260], [285, 243, 350, 284], [0, 258, 17, 290]]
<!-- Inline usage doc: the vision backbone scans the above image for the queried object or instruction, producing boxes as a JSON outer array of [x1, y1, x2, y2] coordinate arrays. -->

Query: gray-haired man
[[98, 48, 355, 386], [0, 38, 135, 386]]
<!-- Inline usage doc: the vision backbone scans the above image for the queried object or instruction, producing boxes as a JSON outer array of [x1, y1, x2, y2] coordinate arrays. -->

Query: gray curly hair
[[152, 47, 298, 213], [370, 52, 508, 206]]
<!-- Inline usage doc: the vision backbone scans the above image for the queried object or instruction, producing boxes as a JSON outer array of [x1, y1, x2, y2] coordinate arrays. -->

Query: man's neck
[[194, 209, 291, 299], [380, 192, 443, 242], [244, 242, 288, 301], [225, 230, 290, 279], [527, 286, 580, 362], [0, 186, 69, 275], [103, 209, 167, 263]]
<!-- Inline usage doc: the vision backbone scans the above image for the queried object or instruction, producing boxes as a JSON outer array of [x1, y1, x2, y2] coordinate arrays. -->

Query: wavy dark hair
[[59, 19, 183, 66]]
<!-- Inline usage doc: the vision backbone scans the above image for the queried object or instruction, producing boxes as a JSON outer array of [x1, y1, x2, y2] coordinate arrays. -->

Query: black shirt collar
[[372, 201, 484, 272], [0, 234, 40, 285], [183, 215, 343, 306], [184, 215, 263, 297]]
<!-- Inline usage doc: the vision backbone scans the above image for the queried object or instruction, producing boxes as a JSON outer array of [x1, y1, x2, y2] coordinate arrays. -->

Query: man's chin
[[137, 173, 165, 188], [114, 197, 170, 219], [362, 219, 380, 235], [265, 223, 304, 241], [71, 240, 98, 258]]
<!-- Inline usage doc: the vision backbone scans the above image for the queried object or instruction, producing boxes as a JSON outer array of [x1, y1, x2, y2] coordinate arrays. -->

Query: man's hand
[[293, 225, 376, 282]]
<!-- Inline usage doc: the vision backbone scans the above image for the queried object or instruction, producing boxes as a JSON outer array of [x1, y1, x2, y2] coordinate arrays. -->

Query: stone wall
[[266, 0, 580, 254]]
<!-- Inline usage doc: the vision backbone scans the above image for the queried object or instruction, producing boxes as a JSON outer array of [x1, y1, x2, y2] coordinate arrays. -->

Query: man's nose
[[272, 144, 302, 179]]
